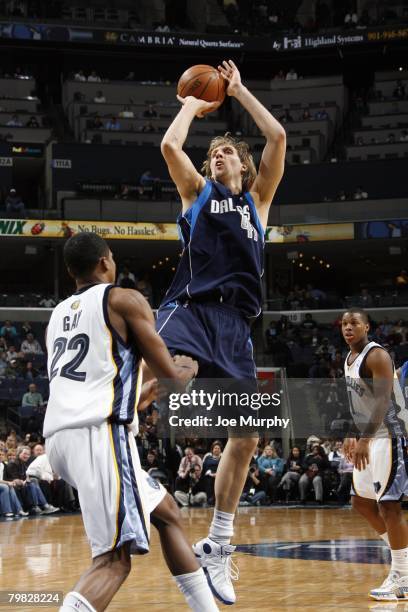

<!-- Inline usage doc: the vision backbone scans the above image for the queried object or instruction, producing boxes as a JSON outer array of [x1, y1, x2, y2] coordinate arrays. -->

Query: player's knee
[[229, 436, 259, 458], [379, 500, 403, 522]]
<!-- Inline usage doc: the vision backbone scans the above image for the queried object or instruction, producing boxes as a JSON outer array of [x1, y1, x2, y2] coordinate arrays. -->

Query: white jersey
[[344, 341, 408, 438], [43, 283, 142, 437]]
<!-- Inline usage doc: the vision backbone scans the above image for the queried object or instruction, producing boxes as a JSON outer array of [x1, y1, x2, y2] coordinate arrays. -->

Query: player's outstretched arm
[[108, 288, 197, 384], [218, 60, 286, 218], [160, 97, 217, 209]]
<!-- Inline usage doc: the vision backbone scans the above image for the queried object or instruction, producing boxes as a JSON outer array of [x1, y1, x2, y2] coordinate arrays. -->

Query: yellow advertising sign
[[0, 218, 354, 242], [265, 223, 354, 243], [0, 218, 179, 240]]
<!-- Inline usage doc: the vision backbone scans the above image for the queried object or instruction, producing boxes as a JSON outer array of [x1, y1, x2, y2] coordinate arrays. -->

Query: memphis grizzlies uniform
[[345, 341, 408, 502], [44, 283, 165, 558], [156, 179, 264, 379]]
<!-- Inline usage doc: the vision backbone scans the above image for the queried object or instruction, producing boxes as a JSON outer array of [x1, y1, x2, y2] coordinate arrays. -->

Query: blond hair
[[201, 133, 257, 193]]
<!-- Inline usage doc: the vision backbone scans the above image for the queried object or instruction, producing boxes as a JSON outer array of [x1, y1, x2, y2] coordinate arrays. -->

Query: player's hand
[[343, 437, 356, 462], [173, 354, 199, 383], [177, 94, 221, 118], [217, 59, 242, 97], [137, 379, 160, 412], [353, 438, 370, 471]]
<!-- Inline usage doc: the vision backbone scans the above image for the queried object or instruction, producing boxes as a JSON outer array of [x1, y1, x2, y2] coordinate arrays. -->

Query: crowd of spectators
[[0, 430, 78, 517], [136, 413, 355, 508]]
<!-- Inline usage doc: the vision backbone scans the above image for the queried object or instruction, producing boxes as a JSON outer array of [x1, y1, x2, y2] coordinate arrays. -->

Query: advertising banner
[[0, 22, 407, 54], [265, 223, 354, 243]]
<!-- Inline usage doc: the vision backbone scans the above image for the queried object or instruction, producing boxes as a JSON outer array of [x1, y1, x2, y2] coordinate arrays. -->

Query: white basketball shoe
[[192, 537, 239, 605], [370, 571, 408, 601]]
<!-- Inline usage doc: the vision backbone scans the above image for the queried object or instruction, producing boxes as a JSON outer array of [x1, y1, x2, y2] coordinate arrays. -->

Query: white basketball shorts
[[46, 421, 166, 558], [351, 437, 408, 502]]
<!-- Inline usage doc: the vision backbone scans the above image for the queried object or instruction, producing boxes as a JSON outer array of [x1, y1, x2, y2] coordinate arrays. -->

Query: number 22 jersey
[[43, 283, 142, 437]]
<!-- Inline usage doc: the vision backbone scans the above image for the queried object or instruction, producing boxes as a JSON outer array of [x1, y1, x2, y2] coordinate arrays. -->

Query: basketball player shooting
[[342, 308, 408, 601], [156, 59, 286, 604], [44, 233, 219, 612]]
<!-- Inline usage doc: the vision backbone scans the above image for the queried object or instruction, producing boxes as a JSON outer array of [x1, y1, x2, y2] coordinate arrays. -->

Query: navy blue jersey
[[162, 180, 264, 318]]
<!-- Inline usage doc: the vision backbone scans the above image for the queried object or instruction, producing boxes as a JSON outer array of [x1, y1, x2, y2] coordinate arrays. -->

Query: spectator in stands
[[22, 384, 45, 411], [93, 90, 106, 103], [306, 283, 326, 305], [387, 133, 396, 144], [124, 71, 135, 80], [105, 116, 120, 131], [0, 337, 7, 352], [6, 114, 23, 127], [274, 70, 285, 80], [202, 441, 222, 505], [279, 109, 294, 124], [0, 452, 28, 517], [141, 121, 156, 133], [314, 109, 329, 120], [328, 440, 343, 467], [118, 266, 136, 289], [0, 352, 7, 377], [336, 190, 347, 201], [91, 116, 103, 130], [5, 359, 21, 378], [21, 332, 43, 355], [174, 463, 207, 507], [119, 105, 134, 118], [355, 136, 364, 145], [257, 445, 284, 503], [299, 444, 328, 504], [353, 186, 368, 200], [393, 80, 406, 100], [74, 70, 86, 82], [140, 169, 157, 187], [26, 116, 39, 128], [5, 344, 20, 363], [4, 446, 58, 514], [240, 463, 266, 506], [286, 68, 298, 81], [178, 446, 202, 480], [143, 104, 158, 118], [22, 361, 39, 381], [400, 130, 408, 142], [5, 188, 26, 218], [39, 295, 56, 308], [316, 337, 336, 361], [87, 70, 101, 83], [330, 350, 344, 378], [358, 287, 373, 307], [302, 108, 312, 120], [301, 313, 318, 332], [26, 445, 75, 511], [1, 320, 18, 344], [278, 446, 302, 501], [330, 411, 350, 436]]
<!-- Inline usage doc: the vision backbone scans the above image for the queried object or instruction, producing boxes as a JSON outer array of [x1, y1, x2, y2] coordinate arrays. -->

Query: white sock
[[391, 547, 408, 576], [174, 567, 219, 611], [59, 591, 97, 612], [209, 509, 234, 545], [380, 532, 390, 546]]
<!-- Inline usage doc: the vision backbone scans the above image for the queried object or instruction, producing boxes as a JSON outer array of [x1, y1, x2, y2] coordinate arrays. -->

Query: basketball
[[177, 64, 226, 106]]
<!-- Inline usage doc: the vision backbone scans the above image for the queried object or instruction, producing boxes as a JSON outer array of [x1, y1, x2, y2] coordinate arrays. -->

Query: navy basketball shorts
[[156, 301, 258, 436], [156, 300, 257, 380]]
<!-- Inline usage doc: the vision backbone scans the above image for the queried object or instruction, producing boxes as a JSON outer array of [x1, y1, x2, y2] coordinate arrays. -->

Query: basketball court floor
[[1, 506, 403, 611]]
